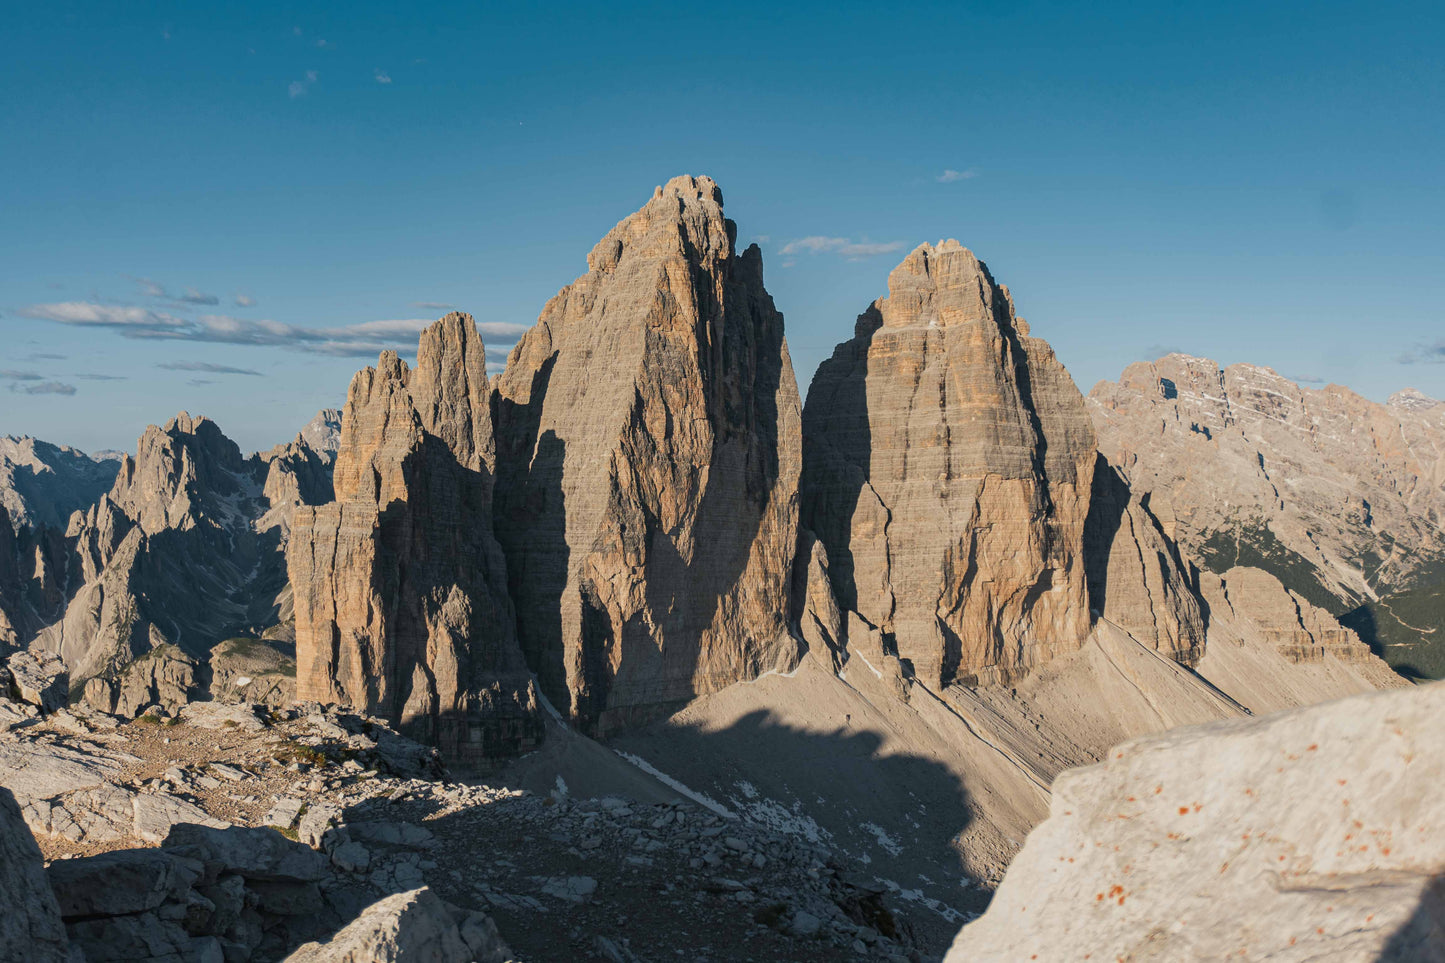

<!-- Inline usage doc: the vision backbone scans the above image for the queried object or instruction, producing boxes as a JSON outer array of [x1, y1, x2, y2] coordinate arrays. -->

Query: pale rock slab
[[946, 683, 1445, 962]]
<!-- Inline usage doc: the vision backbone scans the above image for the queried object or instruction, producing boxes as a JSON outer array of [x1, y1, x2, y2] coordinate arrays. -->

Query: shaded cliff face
[[0, 436, 122, 535], [492, 175, 803, 732], [800, 241, 1098, 687], [32, 412, 326, 689], [1089, 357, 1445, 677], [290, 313, 541, 766]]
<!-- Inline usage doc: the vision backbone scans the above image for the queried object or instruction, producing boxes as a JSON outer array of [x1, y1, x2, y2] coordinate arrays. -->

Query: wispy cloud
[[134, 277, 220, 306], [1398, 341, 1445, 365], [76, 373, 127, 381], [777, 236, 906, 260], [234, 294, 256, 308], [25, 352, 66, 361], [936, 168, 979, 183], [188, 379, 215, 386], [1287, 372, 1326, 384], [0, 369, 43, 382], [9, 381, 76, 396], [18, 301, 530, 357], [158, 361, 263, 376], [374, 68, 392, 84], [412, 301, 455, 311], [289, 70, 318, 98]]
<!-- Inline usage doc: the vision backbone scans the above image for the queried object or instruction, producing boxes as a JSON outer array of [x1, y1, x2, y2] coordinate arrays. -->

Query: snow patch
[[861, 821, 903, 856], [612, 750, 735, 819]]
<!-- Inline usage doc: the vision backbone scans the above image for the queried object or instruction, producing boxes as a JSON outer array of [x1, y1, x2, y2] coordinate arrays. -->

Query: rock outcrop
[[800, 241, 1098, 686], [289, 313, 542, 768], [1089, 357, 1445, 677], [284, 887, 509, 963], [946, 682, 1445, 962], [493, 175, 803, 731], [0, 787, 70, 963]]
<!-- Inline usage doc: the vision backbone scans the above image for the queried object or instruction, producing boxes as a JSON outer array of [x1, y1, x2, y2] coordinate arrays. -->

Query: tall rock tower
[[492, 175, 803, 732], [289, 313, 541, 766], [801, 241, 1099, 686]]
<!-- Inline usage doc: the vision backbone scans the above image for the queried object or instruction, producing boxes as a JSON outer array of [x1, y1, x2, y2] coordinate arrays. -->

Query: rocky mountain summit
[[493, 175, 803, 733], [0, 435, 123, 533], [1089, 356, 1445, 677], [0, 410, 338, 718], [289, 313, 542, 769], [802, 240, 1100, 687]]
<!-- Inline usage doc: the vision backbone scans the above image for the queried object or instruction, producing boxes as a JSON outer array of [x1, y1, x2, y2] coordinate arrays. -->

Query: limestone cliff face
[[801, 241, 1098, 687], [290, 313, 541, 766], [1201, 565, 1395, 673], [493, 175, 803, 731], [1089, 358, 1445, 676]]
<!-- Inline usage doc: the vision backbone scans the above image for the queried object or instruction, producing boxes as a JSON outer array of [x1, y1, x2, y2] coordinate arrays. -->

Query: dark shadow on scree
[[407, 704, 981, 961]]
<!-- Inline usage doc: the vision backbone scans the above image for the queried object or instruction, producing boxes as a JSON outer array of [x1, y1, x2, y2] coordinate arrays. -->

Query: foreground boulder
[[290, 313, 542, 767], [946, 682, 1445, 961], [0, 787, 70, 963], [801, 240, 1098, 686], [284, 887, 510, 963], [493, 175, 803, 731]]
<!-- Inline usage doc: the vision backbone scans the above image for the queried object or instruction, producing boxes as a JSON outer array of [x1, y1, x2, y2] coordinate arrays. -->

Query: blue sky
[[3, 1, 1442, 453]]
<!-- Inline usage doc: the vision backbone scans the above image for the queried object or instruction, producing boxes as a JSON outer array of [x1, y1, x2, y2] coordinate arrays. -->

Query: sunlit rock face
[[290, 313, 541, 767], [492, 175, 803, 733], [801, 241, 1098, 687]]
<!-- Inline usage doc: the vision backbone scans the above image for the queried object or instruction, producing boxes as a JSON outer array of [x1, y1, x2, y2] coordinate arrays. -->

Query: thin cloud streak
[[937, 168, 979, 183], [0, 369, 44, 381], [18, 302, 531, 357], [157, 361, 264, 376], [1398, 341, 1445, 365], [9, 381, 76, 396], [778, 236, 906, 260]]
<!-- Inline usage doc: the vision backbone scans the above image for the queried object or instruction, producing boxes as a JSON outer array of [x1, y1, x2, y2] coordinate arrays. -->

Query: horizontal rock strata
[[801, 241, 1098, 686]]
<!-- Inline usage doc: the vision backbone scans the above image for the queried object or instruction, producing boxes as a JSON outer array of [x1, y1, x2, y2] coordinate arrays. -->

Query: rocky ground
[[3, 687, 940, 961]]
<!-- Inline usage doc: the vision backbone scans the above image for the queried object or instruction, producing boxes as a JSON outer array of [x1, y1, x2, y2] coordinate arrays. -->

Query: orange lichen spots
[[1338, 779, 1348, 786], [1166, 832, 1182, 840], [1367, 914, 1375, 923], [1107, 884, 1126, 906], [1242, 833, 1251, 840], [1382, 847, 1392, 855], [1317, 928, 1325, 935], [1127, 796, 1137, 802], [1154, 785, 1162, 794], [1354, 819, 1364, 829], [1220, 862, 1230, 873], [1307, 744, 1318, 751], [1289, 937, 1297, 946], [1179, 807, 1190, 815], [1244, 788, 1255, 796], [1279, 855, 1287, 862], [1193, 803, 1202, 812], [1068, 857, 1075, 863], [1096, 892, 1105, 901]]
